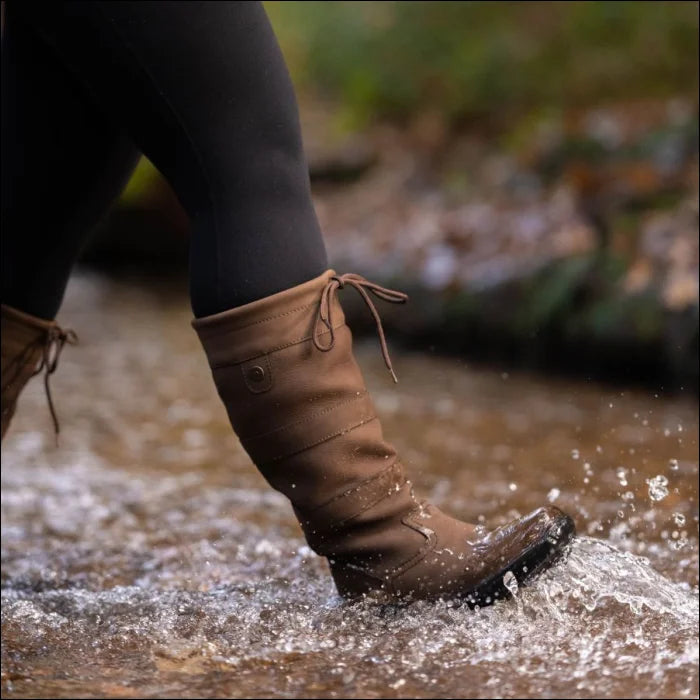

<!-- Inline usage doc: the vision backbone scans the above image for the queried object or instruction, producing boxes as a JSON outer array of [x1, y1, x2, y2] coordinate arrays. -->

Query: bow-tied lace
[[313, 273, 408, 382]]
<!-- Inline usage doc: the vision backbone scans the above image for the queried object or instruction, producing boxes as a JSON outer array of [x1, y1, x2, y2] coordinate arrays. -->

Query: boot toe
[[460, 505, 576, 607]]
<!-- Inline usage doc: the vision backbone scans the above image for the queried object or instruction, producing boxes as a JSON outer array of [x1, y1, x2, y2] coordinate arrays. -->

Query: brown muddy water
[[1, 272, 698, 699]]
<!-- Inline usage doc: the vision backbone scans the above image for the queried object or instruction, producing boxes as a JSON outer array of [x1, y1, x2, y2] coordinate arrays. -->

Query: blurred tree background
[[84, 1, 699, 389], [267, 1, 697, 127]]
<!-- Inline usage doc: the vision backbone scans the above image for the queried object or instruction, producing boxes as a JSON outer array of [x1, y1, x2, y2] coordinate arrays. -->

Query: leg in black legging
[[14, 1, 329, 318], [1, 5, 141, 320]]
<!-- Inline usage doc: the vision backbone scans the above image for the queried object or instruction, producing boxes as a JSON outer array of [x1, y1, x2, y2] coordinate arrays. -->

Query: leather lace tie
[[313, 273, 408, 382], [32, 326, 78, 440]]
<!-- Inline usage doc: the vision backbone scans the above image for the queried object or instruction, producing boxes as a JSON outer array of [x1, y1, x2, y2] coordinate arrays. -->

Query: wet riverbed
[[2, 272, 698, 699]]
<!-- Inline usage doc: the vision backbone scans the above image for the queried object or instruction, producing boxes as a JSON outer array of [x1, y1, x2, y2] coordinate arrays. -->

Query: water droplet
[[673, 513, 686, 526], [503, 570, 518, 597], [669, 458, 679, 471], [509, 482, 517, 491], [616, 467, 628, 486], [547, 488, 560, 503], [672, 536, 689, 550], [646, 475, 669, 502], [571, 449, 580, 460]]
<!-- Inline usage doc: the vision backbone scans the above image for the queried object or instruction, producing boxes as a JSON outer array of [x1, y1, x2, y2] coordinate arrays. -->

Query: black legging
[[1, 1, 328, 320]]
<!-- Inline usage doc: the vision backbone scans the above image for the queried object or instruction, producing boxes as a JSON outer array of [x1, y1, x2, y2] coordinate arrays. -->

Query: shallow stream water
[[2, 272, 698, 698]]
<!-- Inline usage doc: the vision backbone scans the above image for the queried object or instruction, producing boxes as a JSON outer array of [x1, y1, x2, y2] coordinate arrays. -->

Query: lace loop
[[313, 273, 408, 382], [31, 326, 78, 440]]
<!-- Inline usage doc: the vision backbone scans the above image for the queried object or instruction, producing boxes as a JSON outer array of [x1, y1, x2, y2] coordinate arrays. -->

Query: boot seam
[[240, 390, 369, 441], [306, 460, 401, 514], [263, 415, 377, 464], [301, 464, 406, 533], [328, 474, 408, 531], [1, 304, 58, 330], [200, 301, 317, 336], [298, 356, 358, 404], [384, 507, 438, 579], [210, 321, 346, 370], [338, 506, 436, 590]]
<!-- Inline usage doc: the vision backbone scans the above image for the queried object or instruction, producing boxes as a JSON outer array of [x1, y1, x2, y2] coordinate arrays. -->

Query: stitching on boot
[[303, 465, 406, 533], [298, 356, 358, 404], [382, 507, 438, 579], [201, 302, 317, 335], [305, 460, 402, 514], [241, 390, 369, 441], [263, 415, 378, 464], [346, 505, 436, 586], [210, 321, 346, 369], [330, 475, 408, 531]]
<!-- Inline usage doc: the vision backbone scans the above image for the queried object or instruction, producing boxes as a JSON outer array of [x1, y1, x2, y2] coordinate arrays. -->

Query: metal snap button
[[248, 365, 266, 382]]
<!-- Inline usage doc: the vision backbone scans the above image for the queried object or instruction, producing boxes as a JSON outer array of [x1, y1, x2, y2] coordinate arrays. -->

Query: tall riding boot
[[1, 304, 76, 440], [193, 270, 574, 603]]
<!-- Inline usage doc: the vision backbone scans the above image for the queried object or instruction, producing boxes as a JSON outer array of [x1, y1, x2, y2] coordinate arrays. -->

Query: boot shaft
[[1, 305, 55, 439], [1, 304, 76, 439], [192, 271, 421, 564]]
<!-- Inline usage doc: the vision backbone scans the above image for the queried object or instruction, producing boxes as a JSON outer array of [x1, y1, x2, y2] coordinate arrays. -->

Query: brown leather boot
[[193, 270, 575, 604], [1, 304, 76, 440]]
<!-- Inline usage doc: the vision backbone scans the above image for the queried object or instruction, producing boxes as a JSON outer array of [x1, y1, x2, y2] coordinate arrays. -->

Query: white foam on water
[[2, 456, 698, 698]]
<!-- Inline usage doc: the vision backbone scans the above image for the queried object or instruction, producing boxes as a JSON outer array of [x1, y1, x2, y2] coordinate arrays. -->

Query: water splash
[[547, 488, 560, 503], [2, 536, 697, 698], [616, 467, 629, 487], [503, 571, 519, 597], [646, 475, 669, 502], [1, 445, 698, 699]]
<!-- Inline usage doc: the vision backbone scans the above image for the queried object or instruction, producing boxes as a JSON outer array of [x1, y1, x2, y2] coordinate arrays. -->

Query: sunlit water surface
[[2, 273, 698, 698]]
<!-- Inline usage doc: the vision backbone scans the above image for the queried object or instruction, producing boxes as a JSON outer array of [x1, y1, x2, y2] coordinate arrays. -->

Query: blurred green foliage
[[266, 1, 699, 127]]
